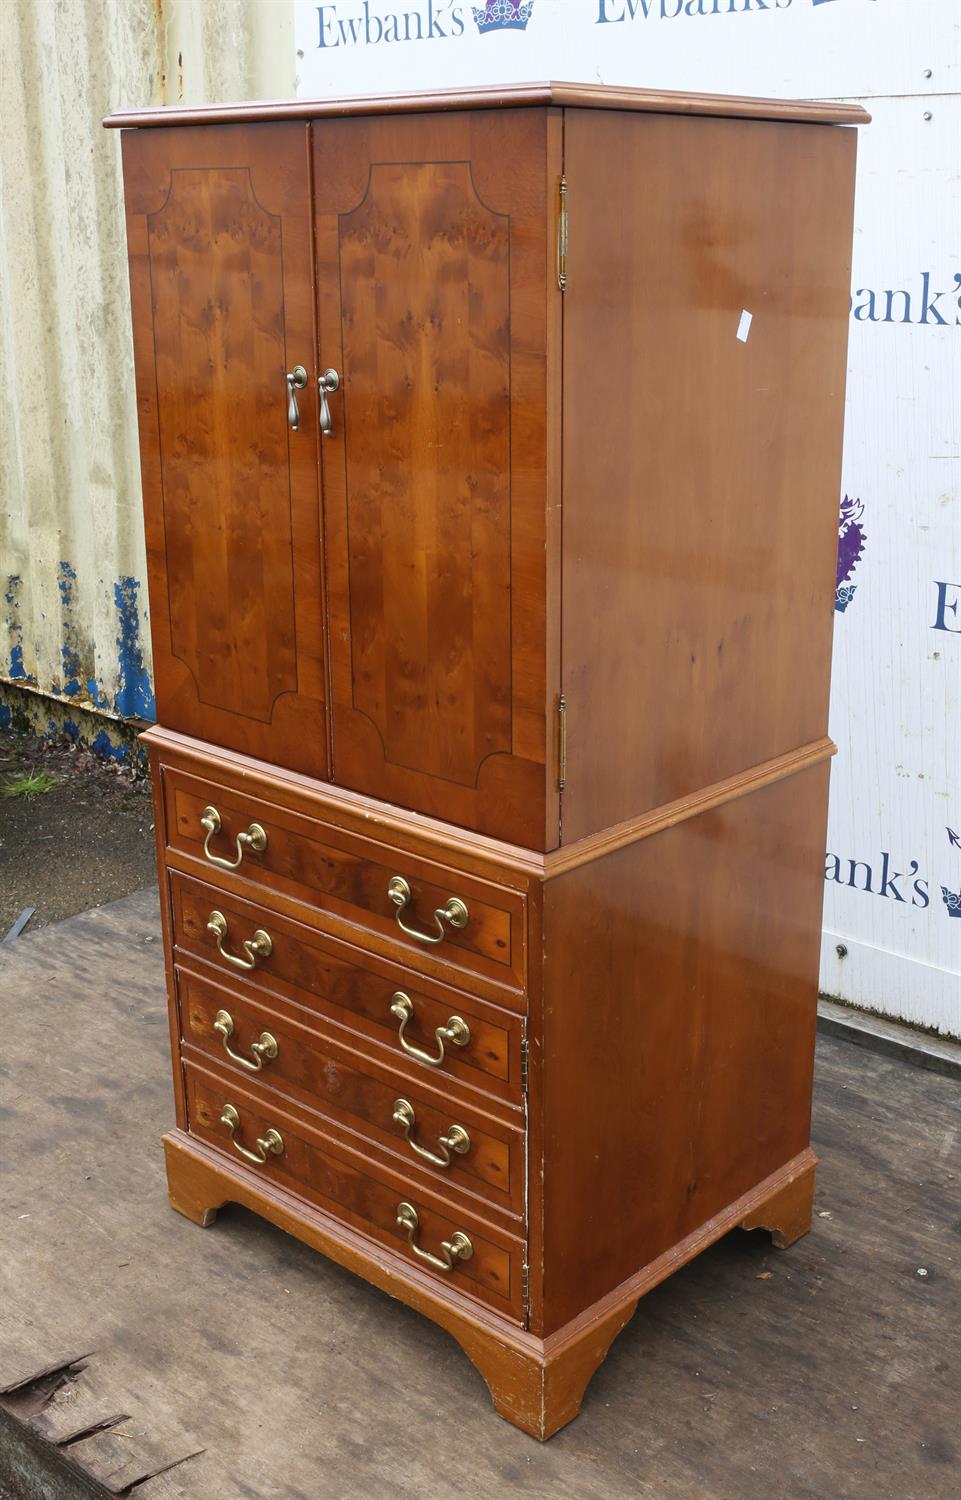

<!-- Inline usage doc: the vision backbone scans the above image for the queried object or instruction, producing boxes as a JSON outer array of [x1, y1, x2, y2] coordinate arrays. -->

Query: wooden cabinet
[[110, 82, 867, 1440]]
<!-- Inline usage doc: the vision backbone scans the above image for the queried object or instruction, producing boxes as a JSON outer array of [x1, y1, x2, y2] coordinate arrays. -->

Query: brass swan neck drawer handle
[[396, 1202, 473, 1272], [206, 910, 273, 972], [285, 365, 307, 430], [213, 1009, 278, 1072], [392, 1098, 470, 1169], [389, 991, 470, 1067], [200, 806, 267, 872], [387, 876, 469, 946], [220, 1103, 284, 1165]]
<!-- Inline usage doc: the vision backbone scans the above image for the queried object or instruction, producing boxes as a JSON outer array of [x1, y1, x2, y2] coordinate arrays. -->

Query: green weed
[[0, 770, 59, 798]]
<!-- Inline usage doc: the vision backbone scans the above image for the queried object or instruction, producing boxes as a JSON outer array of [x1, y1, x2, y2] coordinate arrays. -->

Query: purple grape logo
[[836, 492, 867, 613], [943, 827, 961, 917], [472, 0, 533, 34]]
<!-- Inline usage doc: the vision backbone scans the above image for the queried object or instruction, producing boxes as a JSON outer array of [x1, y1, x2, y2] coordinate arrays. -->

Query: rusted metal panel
[[0, 0, 295, 758]]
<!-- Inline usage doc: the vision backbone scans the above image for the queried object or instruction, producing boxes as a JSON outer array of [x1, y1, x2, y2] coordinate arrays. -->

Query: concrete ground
[[0, 729, 155, 936], [0, 888, 958, 1500]]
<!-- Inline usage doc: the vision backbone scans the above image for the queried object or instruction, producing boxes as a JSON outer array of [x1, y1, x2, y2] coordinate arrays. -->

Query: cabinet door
[[122, 124, 328, 776], [312, 111, 558, 849]]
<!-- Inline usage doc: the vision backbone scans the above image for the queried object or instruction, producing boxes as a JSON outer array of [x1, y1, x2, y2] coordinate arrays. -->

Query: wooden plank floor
[[0, 890, 957, 1500]]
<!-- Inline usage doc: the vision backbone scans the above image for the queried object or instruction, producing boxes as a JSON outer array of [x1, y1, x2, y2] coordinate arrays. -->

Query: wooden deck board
[[0, 889, 957, 1499]]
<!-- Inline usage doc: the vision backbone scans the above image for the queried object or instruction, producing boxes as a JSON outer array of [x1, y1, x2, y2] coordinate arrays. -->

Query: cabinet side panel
[[560, 109, 857, 842], [540, 762, 830, 1334]]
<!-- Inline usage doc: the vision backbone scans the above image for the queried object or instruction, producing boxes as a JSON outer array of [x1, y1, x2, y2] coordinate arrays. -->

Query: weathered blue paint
[[5, 574, 28, 681], [57, 561, 83, 696], [113, 576, 155, 719], [3, 571, 155, 733], [63, 718, 80, 741], [0, 703, 11, 729], [91, 727, 128, 762]]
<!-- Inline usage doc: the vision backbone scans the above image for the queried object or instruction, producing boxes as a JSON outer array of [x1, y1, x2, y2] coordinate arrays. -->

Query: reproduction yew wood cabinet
[[108, 82, 867, 1440]]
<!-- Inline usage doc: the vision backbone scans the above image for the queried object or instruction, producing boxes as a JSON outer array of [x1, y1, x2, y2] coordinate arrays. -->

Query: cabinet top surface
[[104, 79, 869, 130]]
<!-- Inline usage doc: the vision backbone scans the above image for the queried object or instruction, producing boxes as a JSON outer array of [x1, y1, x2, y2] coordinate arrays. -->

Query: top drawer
[[159, 763, 528, 998]]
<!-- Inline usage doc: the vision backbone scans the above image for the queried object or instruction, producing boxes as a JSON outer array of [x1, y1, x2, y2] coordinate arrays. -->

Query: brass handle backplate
[[396, 1201, 473, 1272], [220, 1103, 284, 1165], [389, 991, 469, 1068], [387, 876, 469, 946], [392, 1098, 470, 1169], [200, 805, 267, 872], [213, 1009, 278, 1073], [206, 910, 273, 972]]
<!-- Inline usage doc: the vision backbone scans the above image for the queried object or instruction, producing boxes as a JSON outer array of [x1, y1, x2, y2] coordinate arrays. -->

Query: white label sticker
[[736, 309, 753, 343]]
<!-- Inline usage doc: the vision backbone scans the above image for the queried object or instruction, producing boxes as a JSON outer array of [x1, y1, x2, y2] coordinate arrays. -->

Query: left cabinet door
[[122, 124, 329, 776]]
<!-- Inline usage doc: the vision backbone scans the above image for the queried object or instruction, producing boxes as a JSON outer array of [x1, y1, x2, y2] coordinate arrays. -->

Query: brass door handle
[[387, 876, 469, 946], [213, 1009, 278, 1073], [317, 368, 340, 435], [389, 991, 469, 1067], [220, 1103, 284, 1165], [396, 1202, 472, 1272], [286, 365, 307, 429], [200, 805, 267, 871], [206, 910, 273, 972], [392, 1098, 470, 1169]]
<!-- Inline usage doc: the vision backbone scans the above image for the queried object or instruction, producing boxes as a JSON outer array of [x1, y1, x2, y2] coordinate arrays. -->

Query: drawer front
[[162, 765, 527, 994], [184, 1061, 525, 1321], [168, 870, 525, 1105], [177, 966, 524, 1217]]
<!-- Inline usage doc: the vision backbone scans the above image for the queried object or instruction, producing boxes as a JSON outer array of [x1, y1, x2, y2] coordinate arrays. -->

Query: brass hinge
[[556, 175, 568, 291], [522, 1261, 530, 1308], [557, 694, 567, 792], [521, 1036, 529, 1093]]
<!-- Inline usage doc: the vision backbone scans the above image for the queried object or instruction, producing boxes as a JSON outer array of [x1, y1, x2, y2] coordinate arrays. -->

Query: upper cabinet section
[[122, 123, 330, 777], [312, 111, 557, 848], [115, 90, 863, 854]]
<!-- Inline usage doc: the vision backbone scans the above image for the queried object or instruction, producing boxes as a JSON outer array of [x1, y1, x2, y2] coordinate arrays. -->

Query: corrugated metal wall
[[0, 0, 294, 749]]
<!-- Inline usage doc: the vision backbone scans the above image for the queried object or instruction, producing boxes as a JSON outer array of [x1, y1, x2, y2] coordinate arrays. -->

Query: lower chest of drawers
[[182, 1054, 526, 1321], [174, 960, 525, 1220]]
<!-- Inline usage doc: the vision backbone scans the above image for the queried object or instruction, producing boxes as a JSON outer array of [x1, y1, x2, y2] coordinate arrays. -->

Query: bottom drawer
[[183, 1060, 525, 1322]]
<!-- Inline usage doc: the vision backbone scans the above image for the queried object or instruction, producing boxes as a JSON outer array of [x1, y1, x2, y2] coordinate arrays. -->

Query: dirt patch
[[0, 729, 156, 937]]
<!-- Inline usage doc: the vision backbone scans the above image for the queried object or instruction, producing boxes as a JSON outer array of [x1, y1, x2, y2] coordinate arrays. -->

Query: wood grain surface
[[537, 762, 831, 1334], [559, 107, 858, 843], [105, 80, 871, 130], [313, 109, 558, 847], [122, 124, 330, 777]]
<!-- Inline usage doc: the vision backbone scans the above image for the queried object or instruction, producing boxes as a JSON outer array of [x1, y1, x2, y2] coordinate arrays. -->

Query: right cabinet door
[[312, 110, 557, 849]]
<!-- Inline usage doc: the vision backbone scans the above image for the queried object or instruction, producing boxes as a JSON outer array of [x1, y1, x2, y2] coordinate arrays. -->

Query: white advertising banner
[[294, 0, 961, 1035]]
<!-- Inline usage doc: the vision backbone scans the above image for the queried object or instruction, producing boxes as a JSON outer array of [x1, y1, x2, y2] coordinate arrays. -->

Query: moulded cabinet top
[[104, 80, 869, 131]]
